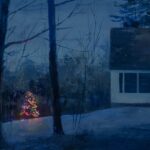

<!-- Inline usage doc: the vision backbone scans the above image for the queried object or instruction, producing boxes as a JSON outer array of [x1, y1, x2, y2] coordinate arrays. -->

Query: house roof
[[110, 28, 150, 70]]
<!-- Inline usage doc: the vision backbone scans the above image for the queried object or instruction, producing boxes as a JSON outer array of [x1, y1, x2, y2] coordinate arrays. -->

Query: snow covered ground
[[2, 106, 150, 144]]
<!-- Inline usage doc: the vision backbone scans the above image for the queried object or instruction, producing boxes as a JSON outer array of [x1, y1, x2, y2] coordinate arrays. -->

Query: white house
[[110, 28, 150, 105]]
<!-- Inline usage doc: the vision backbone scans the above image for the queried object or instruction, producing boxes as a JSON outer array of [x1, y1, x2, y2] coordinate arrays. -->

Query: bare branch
[[4, 28, 48, 49], [6, 26, 16, 40], [57, 26, 72, 30], [14, 25, 35, 71], [5, 49, 20, 56], [55, 0, 75, 7], [57, 44, 79, 51], [5, 25, 72, 49], [20, 25, 37, 58], [94, 21, 103, 49], [22, 49, 38, 58], [56, 2, 79, 26], [5, 1, 79, 49], [9, 0, 35, 16]]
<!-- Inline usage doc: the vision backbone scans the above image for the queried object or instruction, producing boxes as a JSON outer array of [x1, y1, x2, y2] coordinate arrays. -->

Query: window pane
[[119, 73, 123, 93], [139, 73, 150, 93], [124, 73, 137, 93]]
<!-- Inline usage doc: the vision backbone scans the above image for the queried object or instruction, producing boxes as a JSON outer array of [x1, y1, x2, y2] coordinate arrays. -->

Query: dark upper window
[[124, 73, 137, 93], [139, 73, 150, 93]]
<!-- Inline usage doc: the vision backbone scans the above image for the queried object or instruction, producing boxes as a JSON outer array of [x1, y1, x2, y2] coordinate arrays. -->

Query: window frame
[[119, 72, 150, 94]]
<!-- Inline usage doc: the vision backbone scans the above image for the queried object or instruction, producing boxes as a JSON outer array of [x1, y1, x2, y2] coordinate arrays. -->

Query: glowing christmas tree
[[20, 91, 40, 118]]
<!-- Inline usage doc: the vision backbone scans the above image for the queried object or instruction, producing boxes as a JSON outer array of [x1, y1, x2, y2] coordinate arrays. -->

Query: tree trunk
[[0, 0, 10, 146], [47, 0, 64, 134]]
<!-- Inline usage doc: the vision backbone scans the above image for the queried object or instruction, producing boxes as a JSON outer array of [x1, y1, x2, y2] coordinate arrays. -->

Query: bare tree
[[0, 0, 10, 146], [73, 4, 105, 114], [47, 0, 64, 134], [0, 0, 91, 138], [0, 0, 47, 145], [47, 0, 81, 134]]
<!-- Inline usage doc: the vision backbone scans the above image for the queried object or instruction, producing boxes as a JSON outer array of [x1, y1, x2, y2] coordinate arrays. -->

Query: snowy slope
[[2, 107, 150, 144]]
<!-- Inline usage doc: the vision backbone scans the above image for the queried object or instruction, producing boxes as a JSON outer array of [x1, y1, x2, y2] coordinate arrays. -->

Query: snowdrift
[[3, 107, 150, 143]]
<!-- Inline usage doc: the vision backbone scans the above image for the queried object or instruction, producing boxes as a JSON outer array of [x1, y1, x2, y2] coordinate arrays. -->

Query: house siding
[[111, 70, 150, 104]]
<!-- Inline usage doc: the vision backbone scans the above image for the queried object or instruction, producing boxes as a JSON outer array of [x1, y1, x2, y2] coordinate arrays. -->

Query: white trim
[[118, 71, 150, 94], [111, 70, 150, 73], [111, 71, 150, 104], [120, 72, 138, 93]]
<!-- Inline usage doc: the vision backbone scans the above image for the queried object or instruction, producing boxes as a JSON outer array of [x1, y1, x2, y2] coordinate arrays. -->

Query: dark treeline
[[2, 58, 110, 122]]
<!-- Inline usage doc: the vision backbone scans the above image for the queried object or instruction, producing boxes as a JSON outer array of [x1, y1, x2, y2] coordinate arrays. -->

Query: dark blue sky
[[6, 0, 119, 71]]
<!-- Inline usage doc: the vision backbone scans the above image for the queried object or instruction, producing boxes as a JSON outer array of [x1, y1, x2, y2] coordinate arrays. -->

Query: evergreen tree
[[20, 91, 39, 118], [111, 0, 150, 27]]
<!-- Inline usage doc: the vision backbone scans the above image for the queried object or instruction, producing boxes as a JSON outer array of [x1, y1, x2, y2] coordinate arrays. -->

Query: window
[[119, 73, 123, 93], [124, 73, 137, 93], [119, 72, 150, 93], [139, 73, 150, 93]]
